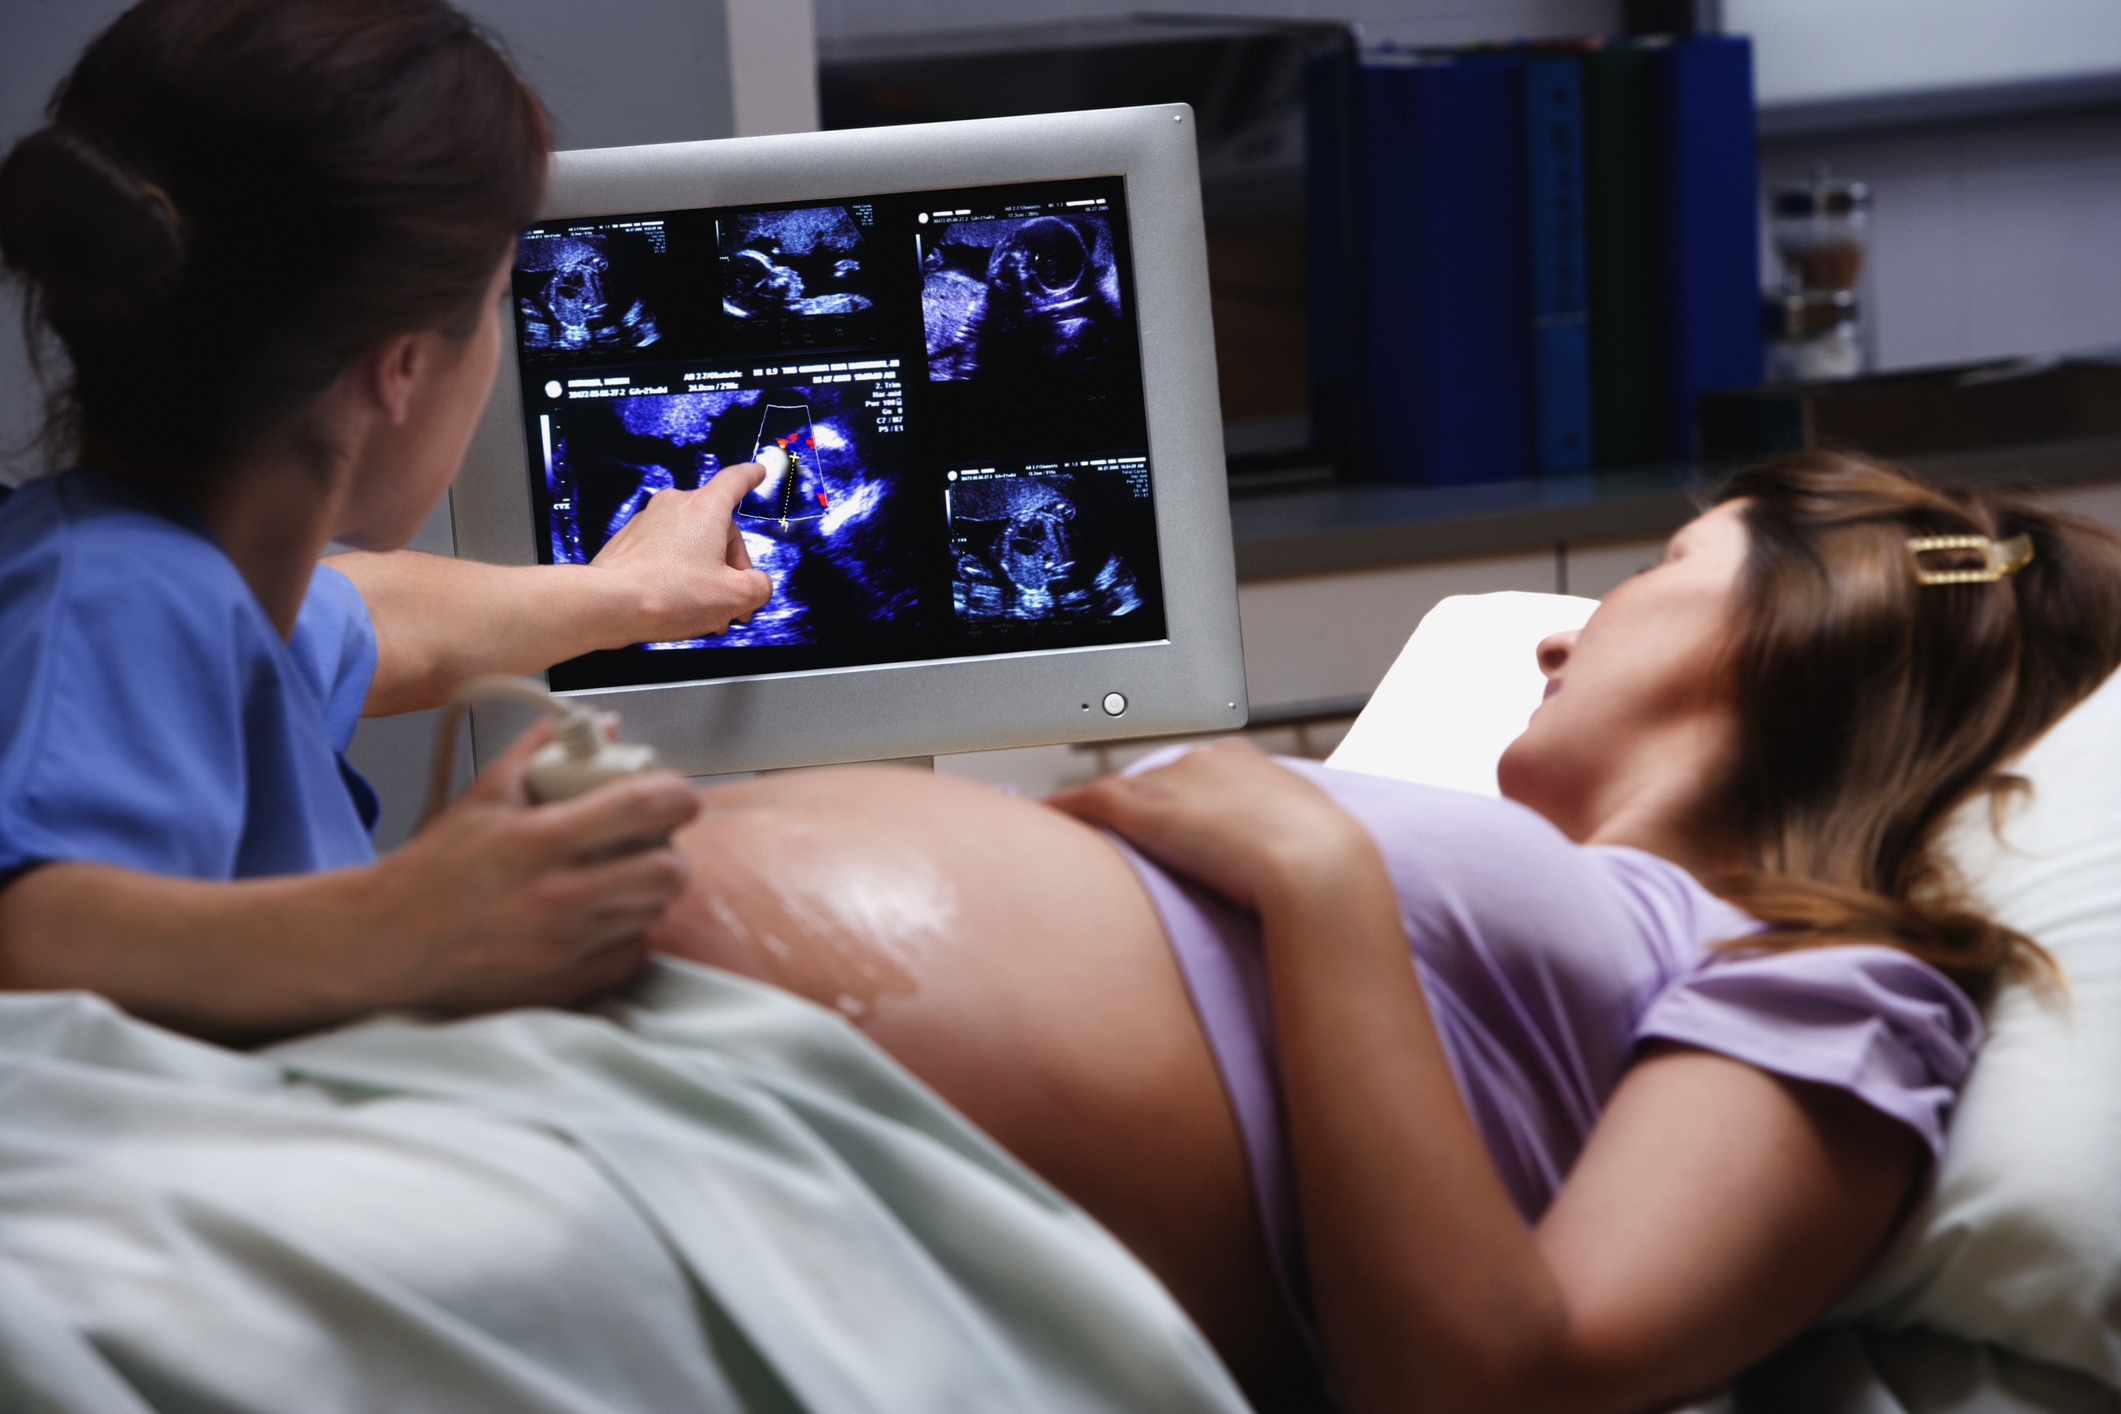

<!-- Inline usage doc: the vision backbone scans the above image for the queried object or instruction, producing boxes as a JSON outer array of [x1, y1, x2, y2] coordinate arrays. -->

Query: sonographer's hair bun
[[0, 126, 186, 349], [9, 0, 547, 467]]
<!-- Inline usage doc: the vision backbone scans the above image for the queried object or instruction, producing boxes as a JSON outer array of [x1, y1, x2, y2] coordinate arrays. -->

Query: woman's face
[[335, 255, 510, 550], [1497, 500, 1751, 846]]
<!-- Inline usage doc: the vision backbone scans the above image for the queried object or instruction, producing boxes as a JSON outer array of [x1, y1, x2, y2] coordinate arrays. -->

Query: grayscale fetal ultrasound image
[[545, 385, 913, 649], [947, 472, 1143, 625], [516, 228, 663, 355], [922, 215, 1123, 385], [720, 207, 875, 320]]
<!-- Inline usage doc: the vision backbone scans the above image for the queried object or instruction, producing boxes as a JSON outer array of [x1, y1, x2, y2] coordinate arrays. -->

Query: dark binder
[[1652, 34, 1761, 461], [1304, 45, 1365, 465], [1523, 54, 1592, 472], [1583, 40, 1663, 469], [1357, 51, 1531, 485]]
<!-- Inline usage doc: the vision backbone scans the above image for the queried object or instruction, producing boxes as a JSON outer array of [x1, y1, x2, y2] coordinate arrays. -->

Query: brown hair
[[0, 0, 549, 472], [1708, 451, 2121, 1002]]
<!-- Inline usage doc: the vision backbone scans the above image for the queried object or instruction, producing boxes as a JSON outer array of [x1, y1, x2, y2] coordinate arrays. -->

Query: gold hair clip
[[1907, 533, 2034, 585], [140, 181, 182, 232]]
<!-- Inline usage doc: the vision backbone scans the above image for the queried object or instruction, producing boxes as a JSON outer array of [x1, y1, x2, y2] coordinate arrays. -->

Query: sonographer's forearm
[[0, 842, 671, 1044], [336, 550, 652, 715], [0, 861, 388, 1044]]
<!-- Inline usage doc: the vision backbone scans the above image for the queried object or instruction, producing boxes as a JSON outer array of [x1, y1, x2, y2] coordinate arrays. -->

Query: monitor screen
[[450, 105, 1245, 776], [511, 176, 1167, 693]]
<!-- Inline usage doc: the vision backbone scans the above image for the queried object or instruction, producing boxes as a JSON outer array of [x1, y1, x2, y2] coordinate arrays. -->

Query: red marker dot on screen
[[817, 491, 828, 507]]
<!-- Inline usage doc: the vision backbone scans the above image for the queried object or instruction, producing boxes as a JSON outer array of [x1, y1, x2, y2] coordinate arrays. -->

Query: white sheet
[[0, 961, 1250, 1413]]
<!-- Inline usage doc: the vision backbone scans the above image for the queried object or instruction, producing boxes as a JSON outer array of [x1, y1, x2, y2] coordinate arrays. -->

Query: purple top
[[1110, 754, 1984, 1327]]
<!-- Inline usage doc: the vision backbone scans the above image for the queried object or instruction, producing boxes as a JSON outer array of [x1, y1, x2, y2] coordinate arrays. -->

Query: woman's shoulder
[[0, 475, 374, 879], [0, 472, 275, 782], [1637, 942, 1985, 1170], [0, 471, 253, 634]]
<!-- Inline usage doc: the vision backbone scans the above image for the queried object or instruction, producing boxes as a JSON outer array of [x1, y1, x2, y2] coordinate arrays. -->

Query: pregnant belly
[[645, 766, 1320, 1406]]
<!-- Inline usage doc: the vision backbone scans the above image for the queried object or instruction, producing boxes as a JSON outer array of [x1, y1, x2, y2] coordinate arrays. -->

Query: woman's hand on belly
[[1049, 740, 1373, 912]]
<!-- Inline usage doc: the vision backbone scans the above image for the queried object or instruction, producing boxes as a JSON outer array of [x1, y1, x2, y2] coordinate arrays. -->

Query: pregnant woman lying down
[[1, 3, 2109, 1404], [650, 453, 2121, 1414]]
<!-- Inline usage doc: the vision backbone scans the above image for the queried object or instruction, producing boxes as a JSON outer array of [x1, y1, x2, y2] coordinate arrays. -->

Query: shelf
[[1229, 433, 2121, 581]]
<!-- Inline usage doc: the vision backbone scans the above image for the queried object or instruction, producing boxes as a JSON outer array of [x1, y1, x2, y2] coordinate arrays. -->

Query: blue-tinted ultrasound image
[[544, 386, 912, 649], [720, 207, 874, 320], [516, 227, 663, 356], [947, 472, 1143, 625], [738, 397, 839, 527], [923, 215, 1123, 386]]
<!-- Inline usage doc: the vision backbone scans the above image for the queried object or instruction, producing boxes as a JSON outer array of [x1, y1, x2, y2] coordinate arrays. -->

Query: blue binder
[[1654, 35, 1761, 461], [1523, 54, 1592, 472], [1358, 51, 1530, 485], [1304, 46, 1365, 461]]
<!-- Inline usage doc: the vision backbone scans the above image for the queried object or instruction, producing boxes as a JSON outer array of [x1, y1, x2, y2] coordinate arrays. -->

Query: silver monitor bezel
[[452, 103, 1247, 775]]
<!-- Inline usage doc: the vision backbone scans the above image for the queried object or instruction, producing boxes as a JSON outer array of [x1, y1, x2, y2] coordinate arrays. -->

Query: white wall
[[727, 0, 822, 136], [1731, 0, 2121, 109], [1761, 105, 2121, 372]]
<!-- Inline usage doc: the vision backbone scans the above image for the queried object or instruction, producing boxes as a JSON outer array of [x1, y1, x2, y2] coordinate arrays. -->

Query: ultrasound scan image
[[923, 215, 1123, 386], [720, 207, 874, 320], [948, 474, 1142, 625], [545, 387, 912, 649], [516, 231, 662, 356], [738, 398, 839, 527]]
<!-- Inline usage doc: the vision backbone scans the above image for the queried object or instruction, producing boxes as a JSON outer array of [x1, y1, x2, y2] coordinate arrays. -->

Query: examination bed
[[1, 591, 2116, 1412]]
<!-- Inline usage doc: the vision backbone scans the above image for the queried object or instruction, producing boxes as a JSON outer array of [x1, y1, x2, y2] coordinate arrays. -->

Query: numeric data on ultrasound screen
[[511, 176, 1166, 695]]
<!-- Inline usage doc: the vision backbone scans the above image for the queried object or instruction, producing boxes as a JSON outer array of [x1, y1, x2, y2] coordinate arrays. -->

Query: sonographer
[[0, 0, 767, 1041]]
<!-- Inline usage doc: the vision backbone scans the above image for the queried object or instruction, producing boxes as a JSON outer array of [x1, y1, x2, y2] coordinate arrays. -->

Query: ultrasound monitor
[[450, 104, 1246, 774]]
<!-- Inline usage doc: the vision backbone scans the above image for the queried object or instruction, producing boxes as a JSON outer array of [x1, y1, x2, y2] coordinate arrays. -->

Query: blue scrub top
[[0, 471, 379, 881]]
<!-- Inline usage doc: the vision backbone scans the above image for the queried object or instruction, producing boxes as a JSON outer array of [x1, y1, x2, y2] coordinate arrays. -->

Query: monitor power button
[[1101, 692, 1127, 716]]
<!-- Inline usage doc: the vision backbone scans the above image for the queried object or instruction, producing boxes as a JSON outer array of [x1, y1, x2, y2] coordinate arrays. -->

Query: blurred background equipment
[[1764, 169, 1871, 383]]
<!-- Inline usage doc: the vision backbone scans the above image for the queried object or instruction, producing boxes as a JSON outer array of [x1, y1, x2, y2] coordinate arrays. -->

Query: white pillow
[[1836, 664, 2121, 1388], [1332, 591, 2121, 1389], [1327, 591, 1598, 792]]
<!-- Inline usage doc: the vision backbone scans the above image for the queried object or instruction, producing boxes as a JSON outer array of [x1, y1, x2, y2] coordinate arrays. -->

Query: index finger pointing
[[699, 460, 768, 519]]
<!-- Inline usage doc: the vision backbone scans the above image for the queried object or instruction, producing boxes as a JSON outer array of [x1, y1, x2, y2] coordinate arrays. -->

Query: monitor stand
[[756, 756, 935, 776]]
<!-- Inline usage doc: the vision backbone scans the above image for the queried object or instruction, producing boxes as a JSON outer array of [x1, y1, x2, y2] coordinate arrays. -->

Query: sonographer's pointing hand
[[589, 459, 775, 641], [355, 721, 702, 1014], [338, 458, 776, 717]]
